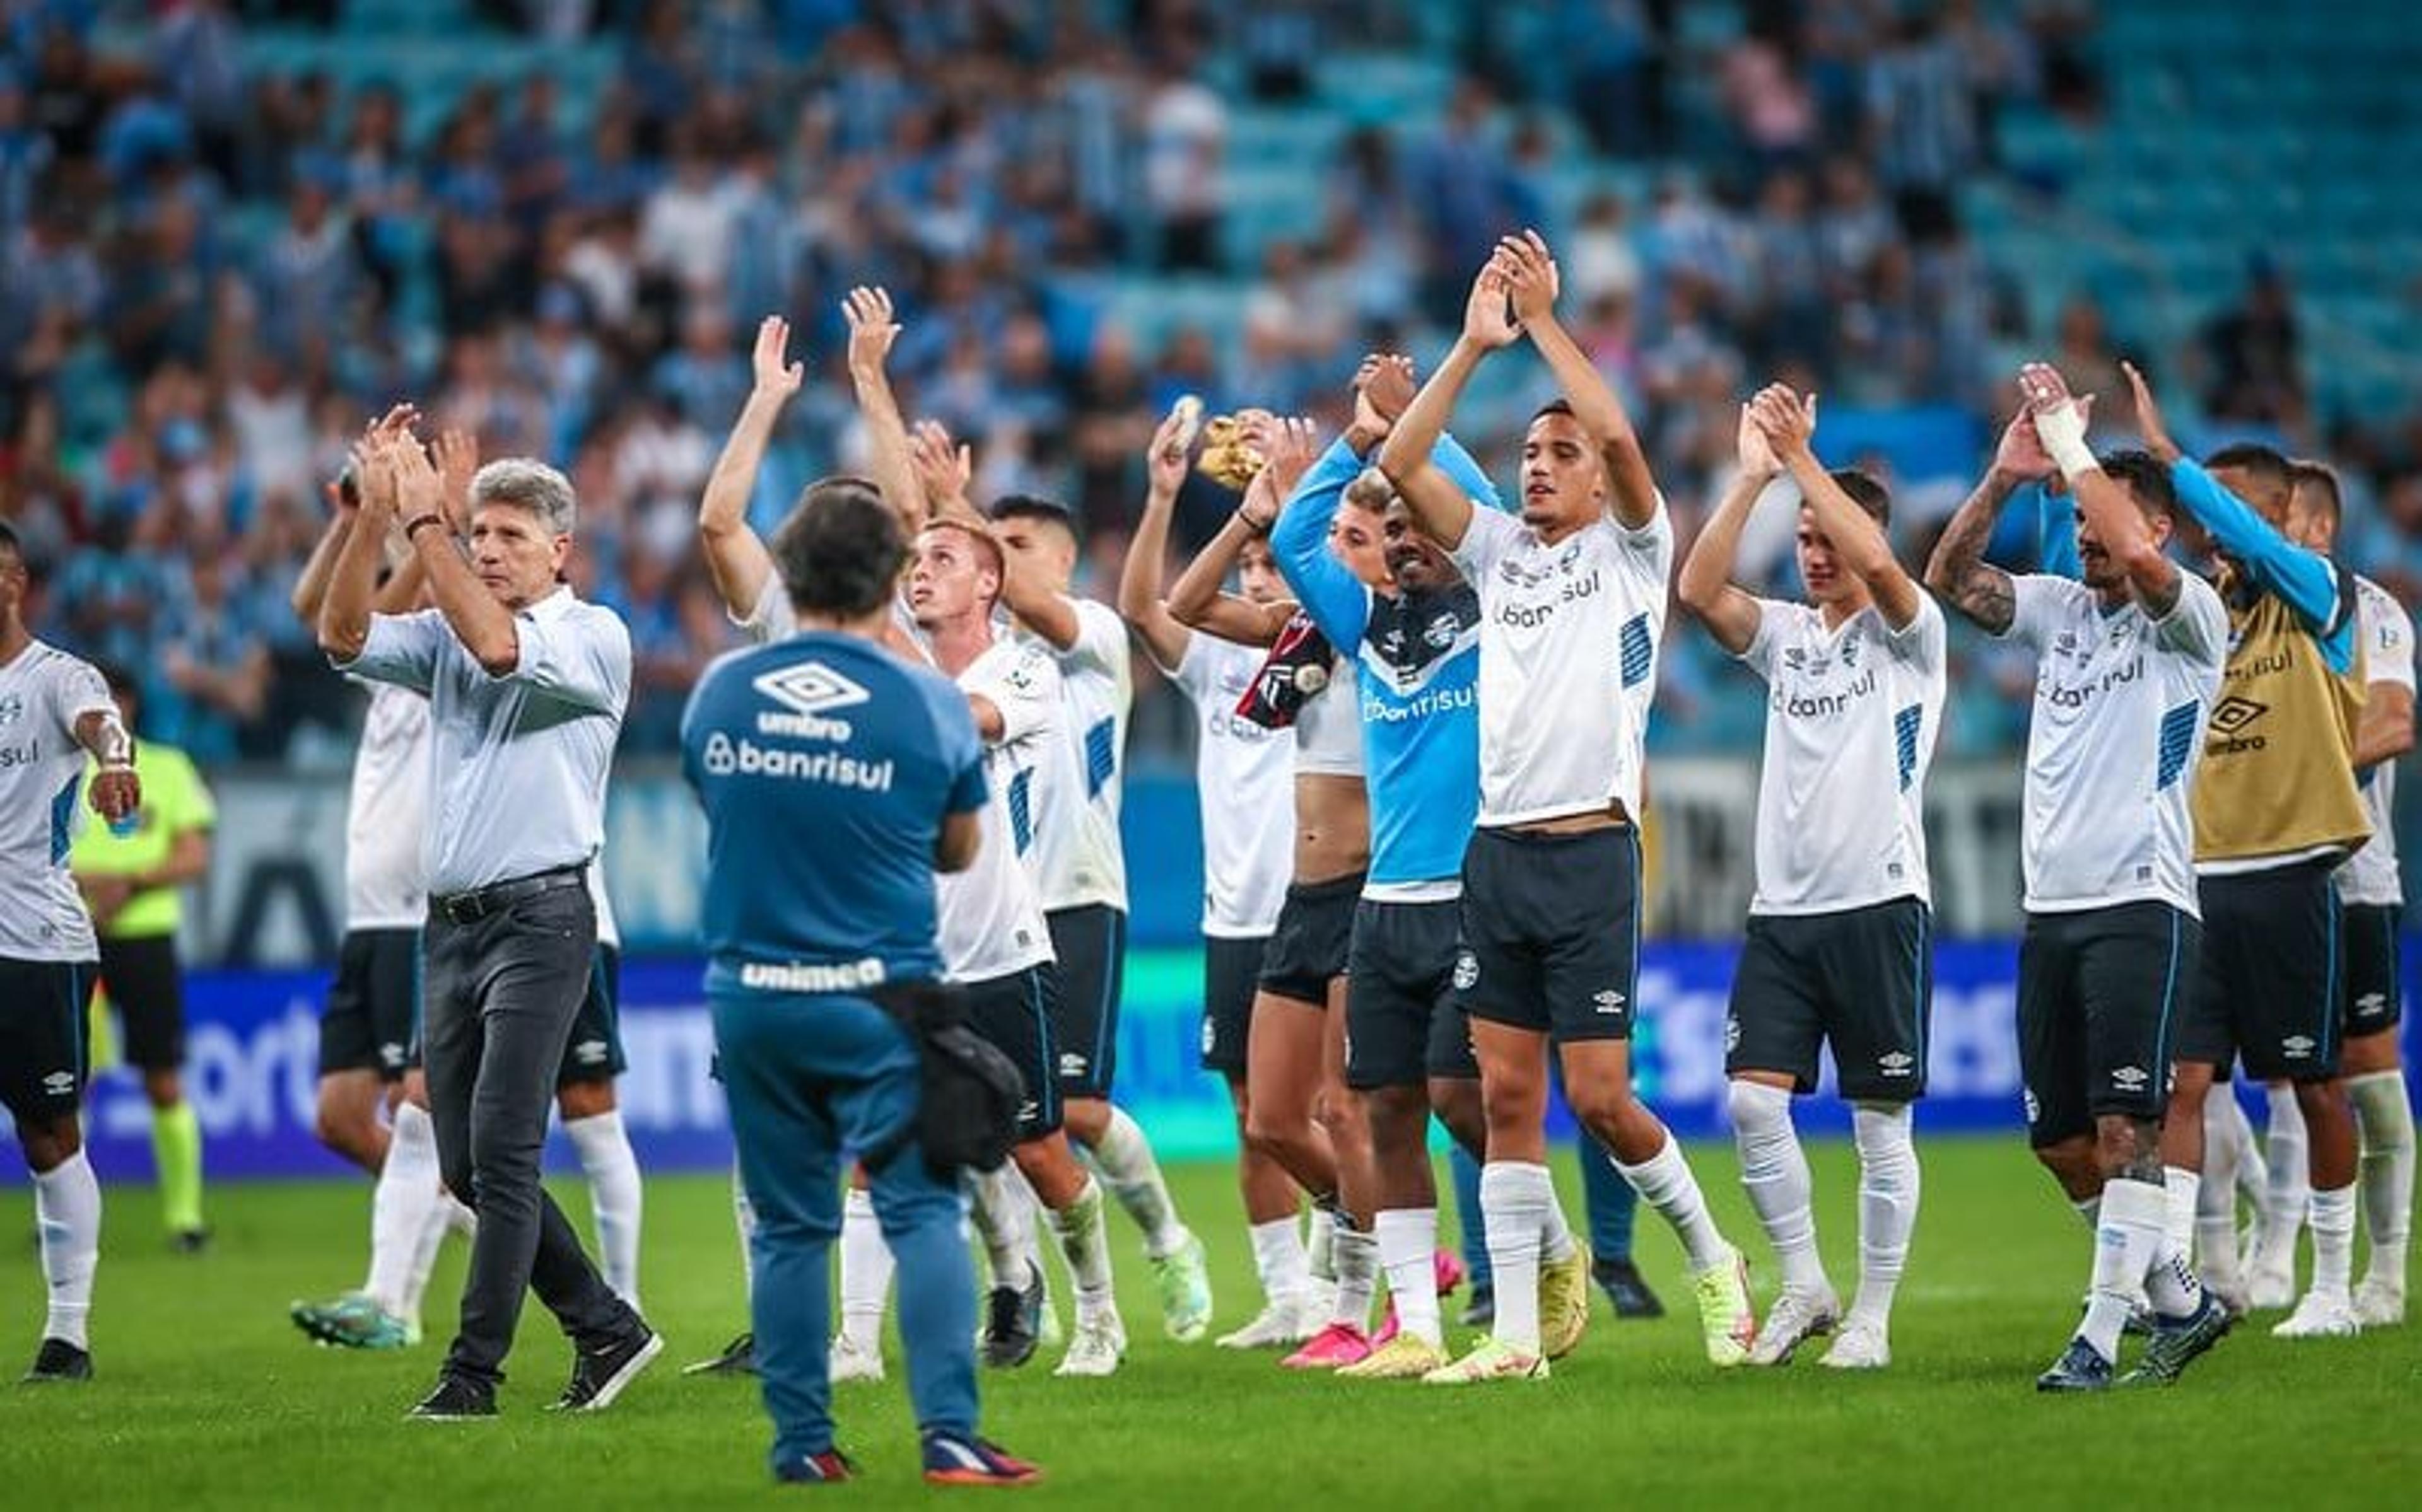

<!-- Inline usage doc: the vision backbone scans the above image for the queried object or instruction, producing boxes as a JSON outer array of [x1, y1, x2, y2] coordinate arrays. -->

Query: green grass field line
[[2, 1136, 2414, 1508]]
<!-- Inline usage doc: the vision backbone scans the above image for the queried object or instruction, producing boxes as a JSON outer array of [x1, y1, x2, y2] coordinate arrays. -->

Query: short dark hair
[[2100, 449, 2178, 520], [770, 476, 908, 620], [2204, 442, 2293, 497], [2289, 458, 2343, 532], [987, 494, 1079, 547], [0, 518, 20, 567], [1530, 398, 1577, 424], [1827, 468, 1890, 527]]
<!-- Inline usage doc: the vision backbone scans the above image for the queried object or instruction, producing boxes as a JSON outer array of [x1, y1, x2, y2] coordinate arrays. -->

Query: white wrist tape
[[2035, 400, 2096, 482]]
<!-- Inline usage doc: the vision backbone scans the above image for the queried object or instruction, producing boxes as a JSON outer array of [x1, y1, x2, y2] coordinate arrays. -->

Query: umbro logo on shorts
[[40, 1070, 74, 1096], [1878, 1052, 1915, 1078], [1452, 951, 1479, 992], [1200, 1020, 1217, 1055], [573, 1038, 608, 1065], [2110, 1065, 2148, 1092], [1724, 1018, 1741, 1052], [2281, 1035, 2315, 1059], [1059, 1052, 1089, 1078], [2023, 1088, 2040, 1124], [1019, 1100, 1039, 1124], [2355, 992, 2389, 1018], [1592, 989, 1626, 1016]]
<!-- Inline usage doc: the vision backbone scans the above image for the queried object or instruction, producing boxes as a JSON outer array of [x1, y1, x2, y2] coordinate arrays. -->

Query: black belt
[[431, 864, 587, 926]]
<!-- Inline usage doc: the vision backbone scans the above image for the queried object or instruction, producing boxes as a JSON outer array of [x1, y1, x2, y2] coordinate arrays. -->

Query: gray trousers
[[423, 880, 633, 1385]]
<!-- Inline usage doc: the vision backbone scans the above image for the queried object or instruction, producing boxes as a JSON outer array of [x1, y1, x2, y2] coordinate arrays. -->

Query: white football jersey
[[945, 636, 1058, 980], [734, 578, 1049, 982], [1024, 598, 1132, 914], [0, 640, 113, 962], [1740, 594, 1947, 914], [344, 680, 433, 930], [1450, 501, 1674, 827], [1999, 573, 2228, 915], [1172, 632, 1295, 936], [2338, 574, 2414, 907]]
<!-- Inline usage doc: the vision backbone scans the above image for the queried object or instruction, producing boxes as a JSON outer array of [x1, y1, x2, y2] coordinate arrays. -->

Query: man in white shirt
[[1116, 406, 1308, 1349], [1926, 368, 2232, 1389], [1678, 385, 1945, 1370], [1380, 232, 1755, 1382], [0, 518, 141, 1384], [320, 434, 657, 1421], [988, 492, 1214, 1343], [2280, 464, 2415, 1326]]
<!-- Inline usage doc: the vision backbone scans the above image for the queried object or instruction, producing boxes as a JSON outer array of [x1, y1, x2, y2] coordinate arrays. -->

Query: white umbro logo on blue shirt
[[753, 661, 870, 740], [754, 661, 871, 716]]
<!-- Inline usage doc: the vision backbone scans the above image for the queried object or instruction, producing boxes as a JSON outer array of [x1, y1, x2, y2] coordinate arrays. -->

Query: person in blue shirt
[[1266, 357, 1661, 1374], [681, 477, 1039, 1489]]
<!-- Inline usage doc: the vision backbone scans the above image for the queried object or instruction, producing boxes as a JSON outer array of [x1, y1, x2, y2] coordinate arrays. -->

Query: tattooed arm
[[1926, 409, 2055, 635]]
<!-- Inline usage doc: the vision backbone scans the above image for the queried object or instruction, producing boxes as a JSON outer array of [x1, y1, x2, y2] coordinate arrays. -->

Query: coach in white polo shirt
[[319, 429, 658, 1422], [1382, 231, 1755, 1383]]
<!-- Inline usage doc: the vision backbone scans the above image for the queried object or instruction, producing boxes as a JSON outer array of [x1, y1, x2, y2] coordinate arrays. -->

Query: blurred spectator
[[2204, 262, 2305, 426], [1140, 45, 1227, 272]]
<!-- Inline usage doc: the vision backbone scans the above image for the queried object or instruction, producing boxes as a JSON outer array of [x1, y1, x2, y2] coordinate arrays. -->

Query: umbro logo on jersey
[[754, 661, 869, 740], [2110, 1065, 2148, 1092], [2206, 695, 2268, 738], [1880, 1052, 1915, 1077], [1593, 989, 1626, 1015], [41, 1071, 74, 1096], [2282, 1035, 2315, 1059]]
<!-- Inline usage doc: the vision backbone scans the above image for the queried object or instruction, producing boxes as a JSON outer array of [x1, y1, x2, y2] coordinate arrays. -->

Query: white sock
[[732, 1163, 757, 1297], [1729, 1081, 1825, 1295], [2196, 1100, 2246, 1291], [401, 1195, 462, 1322], [1480, 1162, 1549, 1352], [1849, 1102, 1919, 1330], [2261, 1085, 2310, 1267], [1306, 1203, 1338, 1282], [1616, 1131, 1730, 1274], [32, 1151, 101, 1350], [969, 1165, 1037, 1293], [564, 1111, 643, 1311], [2308, 1182, 2357, 1301], [2228, 1095, 2269, 1212], [1539, 1181, 1577, 1265], [1048, 1176, 1118, 1329], [366, 1101, 444, 1316], [839, 1187, 894, 1349], [1249, 1216, 1312, 1305], [2081, 1178, 2165, 1362], [2349, 1069, 2414, 1286], [2160, 1165, 2200, 1259], [1329, 1219, 1378, 1332], [1374, 1207, 1441, 1347], [1090, 1106, 1189, 1257]]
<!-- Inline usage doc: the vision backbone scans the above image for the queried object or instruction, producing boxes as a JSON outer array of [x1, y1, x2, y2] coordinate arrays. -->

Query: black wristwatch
[[404, 513, 447, 541]]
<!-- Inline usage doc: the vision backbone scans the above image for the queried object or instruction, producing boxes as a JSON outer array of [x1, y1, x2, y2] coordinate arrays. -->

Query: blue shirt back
[[681, 631, 986, 994]]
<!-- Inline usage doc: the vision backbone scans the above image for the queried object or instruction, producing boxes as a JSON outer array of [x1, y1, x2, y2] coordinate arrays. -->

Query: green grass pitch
[[3, 1136, 2415, 1508]]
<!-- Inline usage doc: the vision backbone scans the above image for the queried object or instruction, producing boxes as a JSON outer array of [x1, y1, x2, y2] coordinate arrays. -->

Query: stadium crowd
[[3, 0, 2419, 764]]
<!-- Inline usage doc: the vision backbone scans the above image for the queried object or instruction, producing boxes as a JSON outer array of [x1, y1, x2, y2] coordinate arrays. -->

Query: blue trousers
[[713, 991, 978, 1467]]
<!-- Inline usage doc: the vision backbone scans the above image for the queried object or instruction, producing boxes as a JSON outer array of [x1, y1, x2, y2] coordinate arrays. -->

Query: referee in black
[[319, 427, 657, 1420]]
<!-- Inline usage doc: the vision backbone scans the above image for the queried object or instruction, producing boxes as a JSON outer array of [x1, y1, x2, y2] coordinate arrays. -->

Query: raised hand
[[910, 419, 975, 514], [841, 287, 898, 380], [1354, 352, 1417, 440], [389, 433, 444, 520], [1147, 405, 1193, 499], [752, 315, 806, 400], [1495, 229, 1561, 328], [2119, 359, 2179, 463], [1261, 416, 1321, 500], [433, 427, 479, 533], [1736, 400, 1779, 479], [1989, 407, 2057, 484], [88, 766, 139, 826], [1461, 260, 1521, 350], [1748, 383, 1818, 461]]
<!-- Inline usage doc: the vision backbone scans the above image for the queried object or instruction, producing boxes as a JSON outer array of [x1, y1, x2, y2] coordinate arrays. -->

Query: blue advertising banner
[[6, 941, 2413, 1185]]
